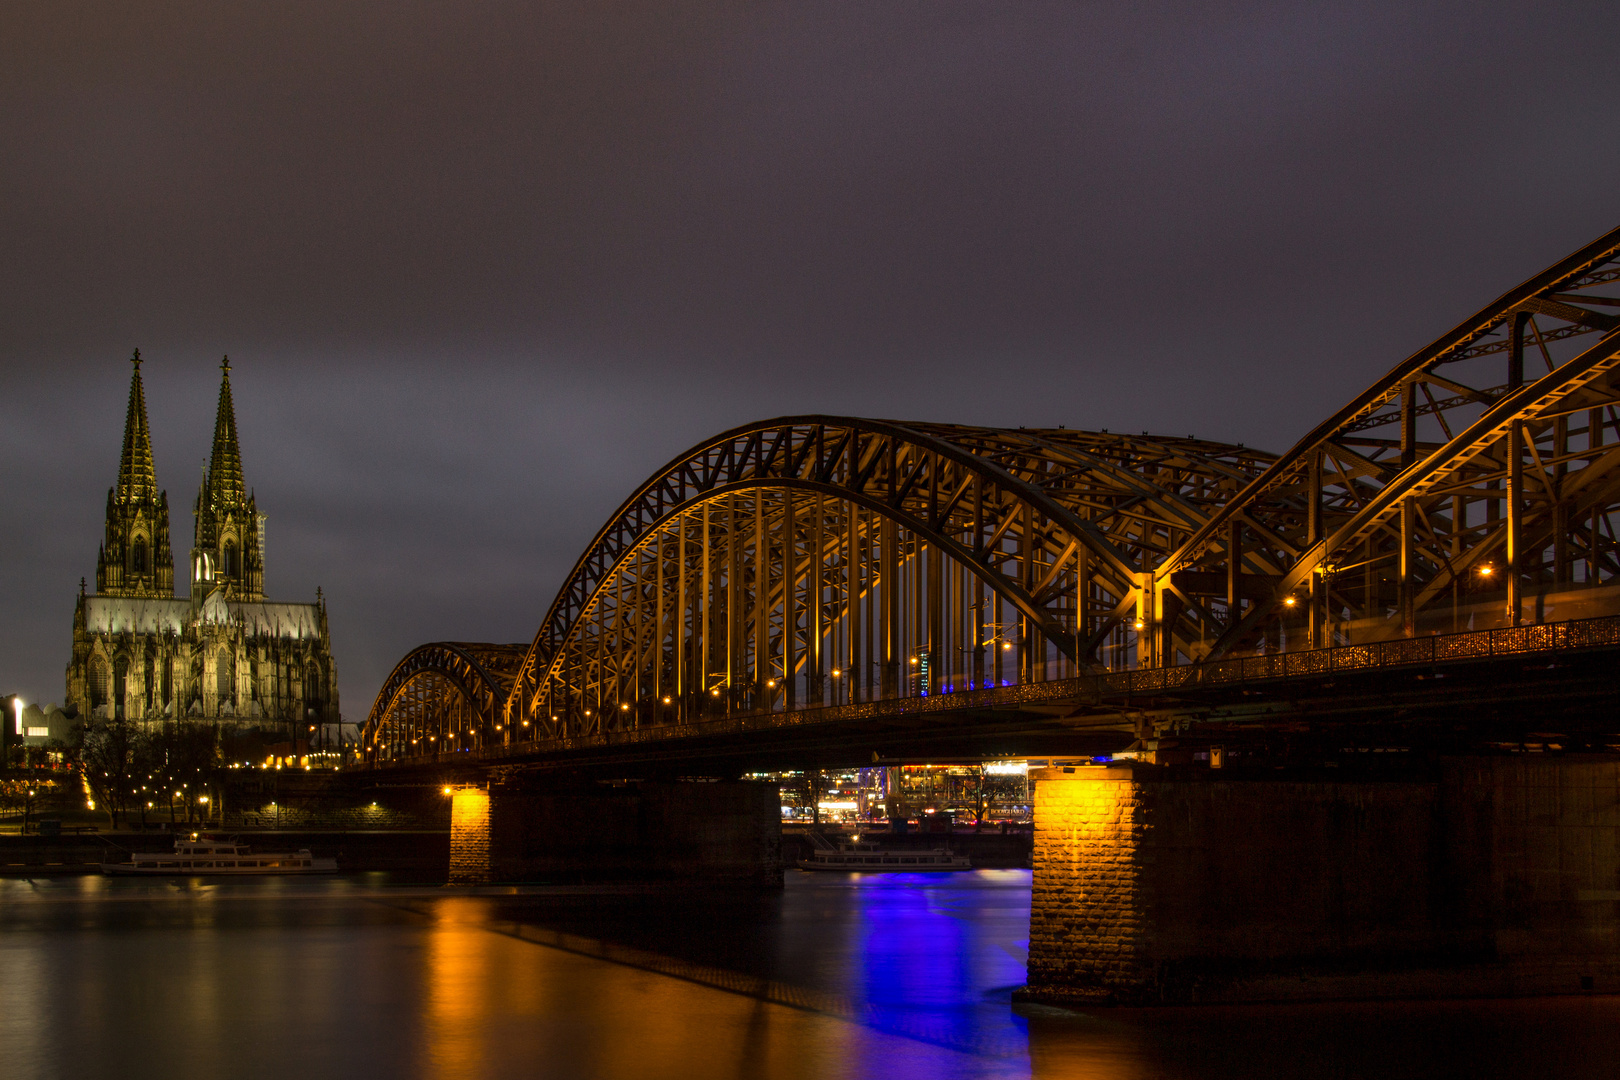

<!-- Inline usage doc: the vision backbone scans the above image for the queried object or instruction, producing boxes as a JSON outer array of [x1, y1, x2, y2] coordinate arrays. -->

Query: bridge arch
[[362, 642, 527, 762], [1155, 225, 1620, 657], [500, 417, 1272, 741]]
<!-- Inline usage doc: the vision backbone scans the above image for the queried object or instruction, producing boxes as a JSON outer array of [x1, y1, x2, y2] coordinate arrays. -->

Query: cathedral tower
[[191, 357, 265, 600], [71, 353, 339, 732], [95, 351, 175, 598]]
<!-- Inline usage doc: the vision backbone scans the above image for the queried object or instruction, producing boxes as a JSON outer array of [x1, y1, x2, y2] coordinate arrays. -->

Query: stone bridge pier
[[448, 777, 782, 887], [1021, 757, 1620, 1005]]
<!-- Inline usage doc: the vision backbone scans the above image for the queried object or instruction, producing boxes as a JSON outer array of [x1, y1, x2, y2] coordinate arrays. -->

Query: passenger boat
[[100, 835, 338, 875], [797, 840, 972, 872]]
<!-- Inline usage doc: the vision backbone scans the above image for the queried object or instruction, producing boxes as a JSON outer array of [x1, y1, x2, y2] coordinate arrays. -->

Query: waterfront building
[[64, 354, 339, 733]]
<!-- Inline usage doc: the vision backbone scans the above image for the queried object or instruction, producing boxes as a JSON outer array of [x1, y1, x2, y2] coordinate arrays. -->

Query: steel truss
[[364, 642, 525, 761], [362, 225, 1620, 765], [1156, 225, 1620, 659]]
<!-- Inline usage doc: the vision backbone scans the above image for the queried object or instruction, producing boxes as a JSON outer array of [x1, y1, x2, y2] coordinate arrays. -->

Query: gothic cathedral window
[[89, 655, 109, 710], [113, 656, 129, 720]]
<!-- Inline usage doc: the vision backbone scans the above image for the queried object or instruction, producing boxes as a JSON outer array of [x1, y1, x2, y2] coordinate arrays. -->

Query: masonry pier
[[449, 778, 782, 887], [1021, 757, 1620, 1005]]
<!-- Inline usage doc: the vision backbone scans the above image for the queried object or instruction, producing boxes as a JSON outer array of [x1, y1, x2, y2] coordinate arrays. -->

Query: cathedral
[[65, 354, 340, 732]]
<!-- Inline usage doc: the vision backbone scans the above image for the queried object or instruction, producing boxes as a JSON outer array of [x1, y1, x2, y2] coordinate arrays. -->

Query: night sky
[[3, 1, 1616, 714]]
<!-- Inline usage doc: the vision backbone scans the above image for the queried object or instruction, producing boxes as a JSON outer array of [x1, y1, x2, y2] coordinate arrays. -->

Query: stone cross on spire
[[117, 349, 158, 502]]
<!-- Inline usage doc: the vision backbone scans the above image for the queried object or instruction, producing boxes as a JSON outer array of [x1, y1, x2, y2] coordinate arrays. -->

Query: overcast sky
[[2, 1, 1616, 712]]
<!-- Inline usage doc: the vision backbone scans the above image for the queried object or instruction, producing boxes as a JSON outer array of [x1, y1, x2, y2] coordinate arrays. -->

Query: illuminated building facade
[[772, 762, 1033, 825], [65, 355, 339, 733]]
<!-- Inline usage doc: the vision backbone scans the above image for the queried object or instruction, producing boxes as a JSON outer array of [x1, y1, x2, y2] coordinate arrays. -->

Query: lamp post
[[10, 697, 23, 771]]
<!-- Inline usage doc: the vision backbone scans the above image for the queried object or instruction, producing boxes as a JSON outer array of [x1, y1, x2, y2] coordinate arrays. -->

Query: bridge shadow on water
[[383, 871, 1620, 1080], [3, 872, 1620, 1080]]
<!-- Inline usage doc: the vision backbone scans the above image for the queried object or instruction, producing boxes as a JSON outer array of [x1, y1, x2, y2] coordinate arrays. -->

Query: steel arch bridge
[[362, 225, 1620, 767]]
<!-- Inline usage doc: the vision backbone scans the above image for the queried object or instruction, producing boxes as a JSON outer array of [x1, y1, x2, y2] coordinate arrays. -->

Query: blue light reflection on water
[[782, 869, 1034, 1064]]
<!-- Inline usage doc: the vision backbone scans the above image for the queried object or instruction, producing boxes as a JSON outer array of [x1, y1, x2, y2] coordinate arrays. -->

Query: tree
[[75, 715, 139, 829]]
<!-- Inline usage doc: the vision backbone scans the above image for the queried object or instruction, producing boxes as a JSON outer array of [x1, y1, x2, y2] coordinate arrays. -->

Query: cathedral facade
[[65, 354, 340, 732]]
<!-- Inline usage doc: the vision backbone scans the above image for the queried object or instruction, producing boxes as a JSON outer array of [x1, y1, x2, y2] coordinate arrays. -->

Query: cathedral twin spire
[[117, 350, 158, 503], [96, 352, 173, 598], [192, 356, 264, 601], [205, 356, 248, 512], [95, 353, 264, 602]]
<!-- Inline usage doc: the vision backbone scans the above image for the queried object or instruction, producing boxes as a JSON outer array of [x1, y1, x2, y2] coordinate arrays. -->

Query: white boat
[[797, 840, 972, 872], [100, 835, 338, 876]]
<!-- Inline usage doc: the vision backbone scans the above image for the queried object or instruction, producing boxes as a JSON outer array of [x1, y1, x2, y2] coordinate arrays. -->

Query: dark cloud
[[2, 1, 1616, 709]]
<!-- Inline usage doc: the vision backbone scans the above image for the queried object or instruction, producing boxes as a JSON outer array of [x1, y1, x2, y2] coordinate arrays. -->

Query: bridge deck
[[359, 613, 1620, 777]]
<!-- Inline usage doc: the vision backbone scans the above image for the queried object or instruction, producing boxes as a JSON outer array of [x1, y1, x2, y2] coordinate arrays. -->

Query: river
[[1, 870, 1615, 1079]]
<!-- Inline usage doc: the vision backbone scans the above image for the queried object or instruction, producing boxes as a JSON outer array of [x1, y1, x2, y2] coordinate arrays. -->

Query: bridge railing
[[1101, 614, 1620, 697]]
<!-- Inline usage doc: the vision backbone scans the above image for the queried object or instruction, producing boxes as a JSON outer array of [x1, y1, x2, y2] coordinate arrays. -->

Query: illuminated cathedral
[[65, 354, 339, 732]]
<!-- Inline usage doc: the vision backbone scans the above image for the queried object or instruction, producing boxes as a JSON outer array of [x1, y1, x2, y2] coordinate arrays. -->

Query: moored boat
[[100, 835, 337, 875], [796, 840, 972, 872]]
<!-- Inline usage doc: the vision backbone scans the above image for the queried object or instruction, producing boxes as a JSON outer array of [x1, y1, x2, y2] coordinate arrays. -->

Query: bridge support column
[[448, 786, 492, 885], [1021, 758, 1620, 1005], [447, 778, 782, 887]]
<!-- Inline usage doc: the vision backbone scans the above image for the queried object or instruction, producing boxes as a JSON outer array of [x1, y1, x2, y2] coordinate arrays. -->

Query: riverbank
[[780, 827, 1032, 868], [0, 830, 449, 876]]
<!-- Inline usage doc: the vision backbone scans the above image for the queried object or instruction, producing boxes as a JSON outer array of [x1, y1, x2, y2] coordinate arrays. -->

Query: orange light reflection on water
[[421, 897, 959, 1080]]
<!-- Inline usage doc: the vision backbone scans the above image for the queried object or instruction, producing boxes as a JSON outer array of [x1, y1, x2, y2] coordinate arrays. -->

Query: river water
[[1, 870, 1616, 1080]]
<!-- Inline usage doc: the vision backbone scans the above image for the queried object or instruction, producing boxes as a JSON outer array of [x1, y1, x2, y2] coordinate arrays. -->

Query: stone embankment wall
[[1024, 757, 1620, 1004], [220, 771, 450, 830]]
